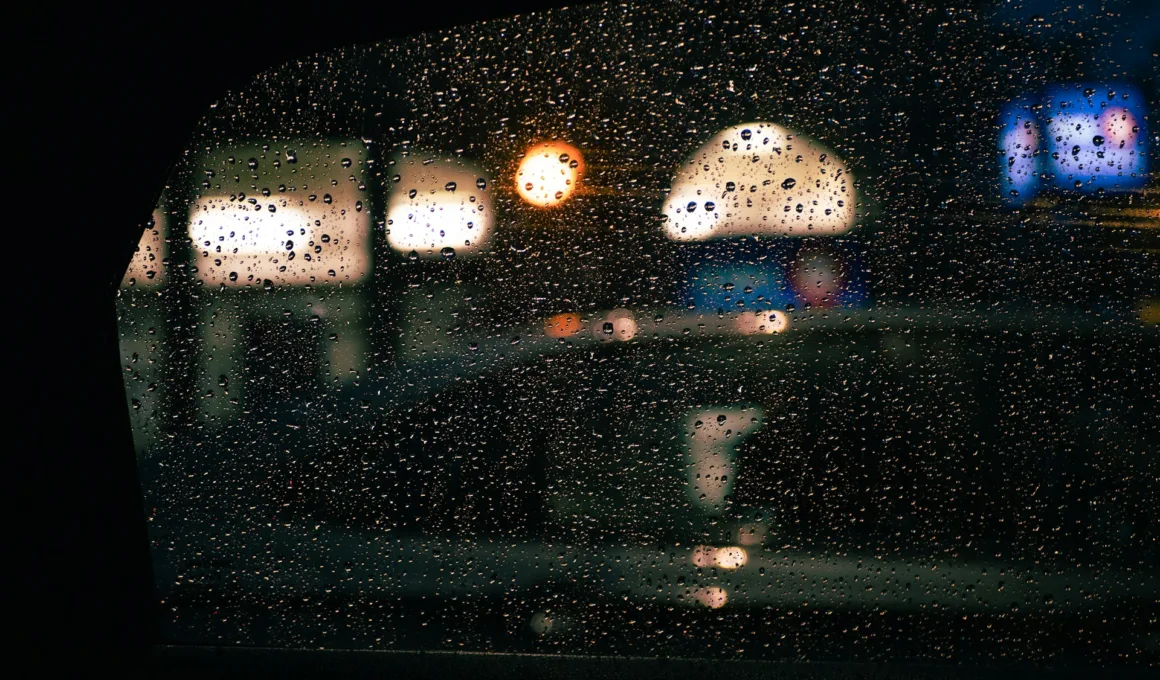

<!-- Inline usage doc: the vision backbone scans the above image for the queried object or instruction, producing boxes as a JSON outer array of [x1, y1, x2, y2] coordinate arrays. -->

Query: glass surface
[[118, 0, 1158, 663]]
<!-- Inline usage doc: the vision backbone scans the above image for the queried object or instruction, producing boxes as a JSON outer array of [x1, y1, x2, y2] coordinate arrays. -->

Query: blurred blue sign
[[999, 83, 1149, 203], [680, 241, 870, 312]]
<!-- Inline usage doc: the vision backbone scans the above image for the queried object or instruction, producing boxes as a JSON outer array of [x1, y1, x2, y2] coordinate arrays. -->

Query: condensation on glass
[[117, 0, 1158, 665]]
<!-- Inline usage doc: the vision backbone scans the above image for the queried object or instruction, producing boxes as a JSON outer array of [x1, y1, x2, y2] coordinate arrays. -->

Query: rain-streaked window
[[118, 0, 1157, 665]]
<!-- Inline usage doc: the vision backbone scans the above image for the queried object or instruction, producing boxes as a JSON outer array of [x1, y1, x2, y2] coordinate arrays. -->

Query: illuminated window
[[188, 142, 371, 287], [386, 153, 494, 256]]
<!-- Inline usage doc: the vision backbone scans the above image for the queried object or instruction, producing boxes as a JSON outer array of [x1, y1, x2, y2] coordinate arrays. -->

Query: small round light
[[516, 141, 584, 207]]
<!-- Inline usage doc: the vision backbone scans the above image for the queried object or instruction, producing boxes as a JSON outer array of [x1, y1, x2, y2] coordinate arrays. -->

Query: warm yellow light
[[714, 546, 748, 569], [1139, 298, 1159, 325], [516, 141, 584, 207]]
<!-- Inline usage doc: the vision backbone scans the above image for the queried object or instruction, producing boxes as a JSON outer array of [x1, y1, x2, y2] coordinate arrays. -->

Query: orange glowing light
[[545, 313, 583, 338], [516, 141, 584, 207]]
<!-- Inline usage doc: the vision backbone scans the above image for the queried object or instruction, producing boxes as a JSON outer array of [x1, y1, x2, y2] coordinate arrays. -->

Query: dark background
[[22, 1, 1157, 675], [25, 3, 579, 673]]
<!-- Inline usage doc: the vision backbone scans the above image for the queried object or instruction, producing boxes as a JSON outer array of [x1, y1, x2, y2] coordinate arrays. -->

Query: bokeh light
[[516, 141, 584, 207]]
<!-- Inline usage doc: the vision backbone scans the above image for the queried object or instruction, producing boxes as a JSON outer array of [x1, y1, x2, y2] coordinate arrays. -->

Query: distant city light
[[386, 154, 494, 256], [1139, 298, 1159, 326], [1044, 84, 1148, 192], [662, 122, 856, 241], [788, 247, 846, 309], [691, 545, 717, 568], [681, 241, 870, 314], [998, 102, 1042, 202], [517, 141, 584, 207], [736, 523, 767, 546]]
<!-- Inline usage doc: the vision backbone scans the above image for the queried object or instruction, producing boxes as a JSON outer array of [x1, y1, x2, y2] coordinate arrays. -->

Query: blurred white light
[[714, 546, 748, 569], [189, 144, 370, 287], [386, 154, 493, 257], [662, 122, 856, 241]]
